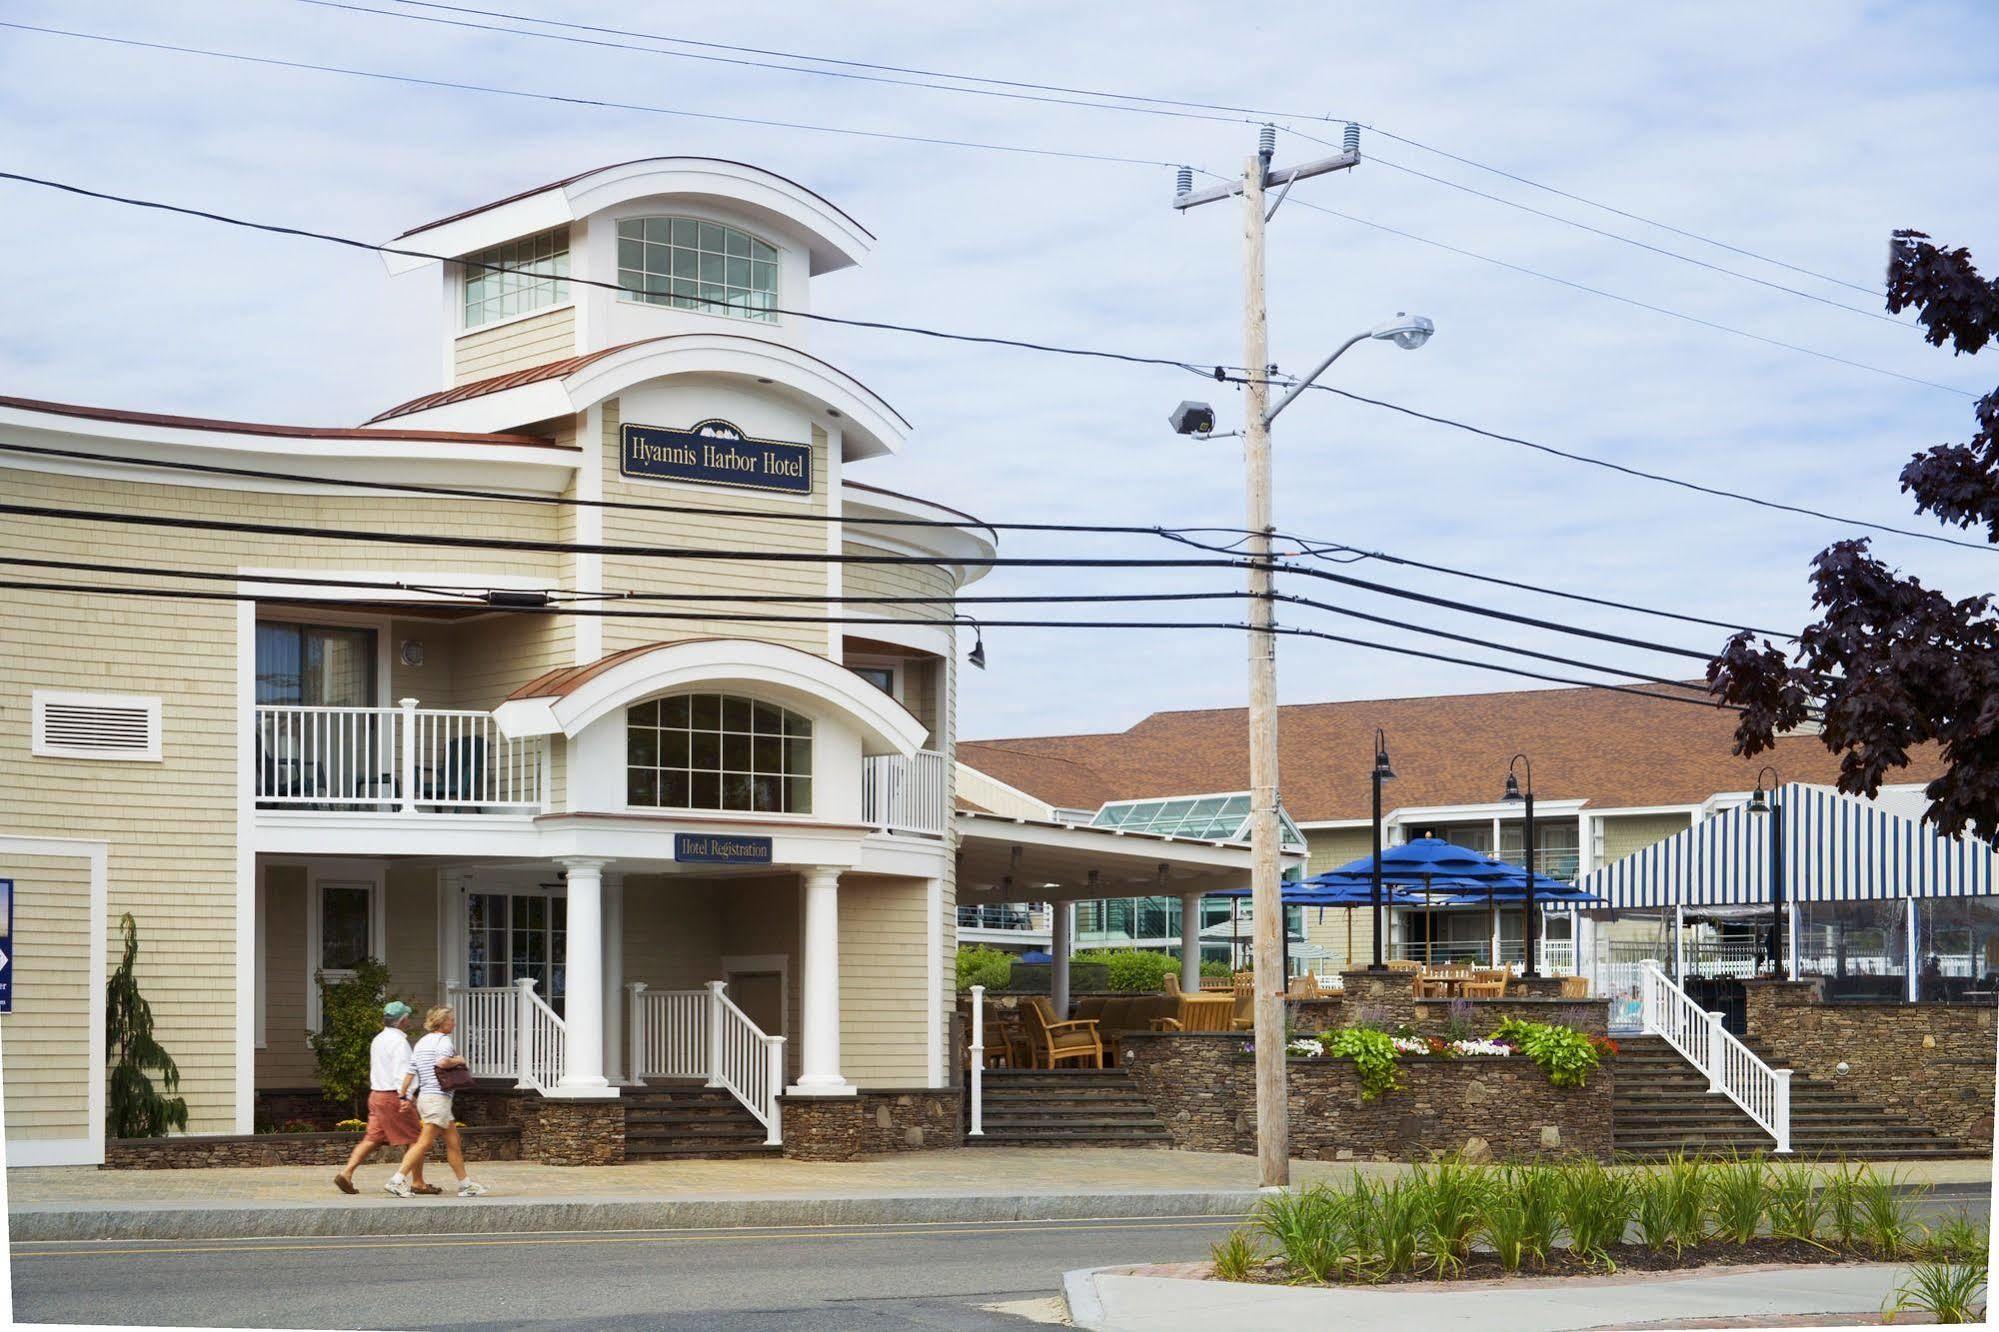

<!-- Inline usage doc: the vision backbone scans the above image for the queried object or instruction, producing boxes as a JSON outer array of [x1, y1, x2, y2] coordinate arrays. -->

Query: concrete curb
[[8, 1189, 1264, 1242], [1061, 1265, 1112, 1331]]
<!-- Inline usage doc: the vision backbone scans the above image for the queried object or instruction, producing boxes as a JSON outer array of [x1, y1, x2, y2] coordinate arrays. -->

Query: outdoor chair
[[1198, 973, 1232, 991], [1557, 975, 1590, 999], [1097, 996, 1135, 1033], [1287, 974, 1324, 1000], [1163, 972, 1183, 996], [421, 734, 488, 806], [1072, 996, 1108, 1024], [1460, 979, 1507, 999], [1232, 988, 1254, 1030], [1022, 995, 1104, 1069], [1151, 994, 1235, 1032]]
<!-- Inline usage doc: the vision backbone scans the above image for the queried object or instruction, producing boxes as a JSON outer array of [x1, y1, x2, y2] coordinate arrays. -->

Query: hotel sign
[[621, 420, 812, 495], [674, 833, 774, 865]]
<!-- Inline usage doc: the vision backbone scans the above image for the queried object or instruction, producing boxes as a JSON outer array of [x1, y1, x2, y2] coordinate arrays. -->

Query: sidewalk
[[7, 1150, 1990, 1242], [1065, 1262, 1924, 1332]]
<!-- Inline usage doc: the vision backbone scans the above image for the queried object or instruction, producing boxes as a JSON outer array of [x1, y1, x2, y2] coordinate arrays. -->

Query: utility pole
[[1173, 126, 1362, 1190]]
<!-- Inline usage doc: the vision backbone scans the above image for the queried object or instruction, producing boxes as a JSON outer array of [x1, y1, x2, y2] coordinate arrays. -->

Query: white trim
[[238, 569, 548, 606], [250, 605, 396, 710], [841, 621, 954, 659], [235, 600, 256, 1130], [925, 875, 943, 1088], [305, 863, 387, 1033], [825, 423, 843, 659], [455, 298, 577, 341], [254, 871, 268, 1050], [1295, 817, 1373, 831], [842, 654, 904, 702], [0, 835, 109, 1166], [575, 402, 605, 666], [30, 690, 162, 762]]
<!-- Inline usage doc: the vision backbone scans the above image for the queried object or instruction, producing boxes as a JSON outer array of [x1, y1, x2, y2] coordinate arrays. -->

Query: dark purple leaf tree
[[1708, 231, 1999, 844]]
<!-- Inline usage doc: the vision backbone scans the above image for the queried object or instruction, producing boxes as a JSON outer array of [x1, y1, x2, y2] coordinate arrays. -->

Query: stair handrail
[[514, 976, 567, 1094], [705, 981, 784, 1144], [1638, 961, 1791, 1153]]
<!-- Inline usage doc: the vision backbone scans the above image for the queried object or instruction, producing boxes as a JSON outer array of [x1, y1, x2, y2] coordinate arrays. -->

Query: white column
[[554, 858, 613, 1097], [791, 866, 853, 1094], [1905, 897, 1920, 1003], [602, 872, 625, 1083], [1051, 899, 1074, 1016], [1180, 892, 1203, 992]]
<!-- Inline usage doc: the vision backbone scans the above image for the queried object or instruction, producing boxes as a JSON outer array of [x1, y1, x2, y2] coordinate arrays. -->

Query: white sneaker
[[457, 1180, 488, 1198], [384, 1174, 414, 1199]]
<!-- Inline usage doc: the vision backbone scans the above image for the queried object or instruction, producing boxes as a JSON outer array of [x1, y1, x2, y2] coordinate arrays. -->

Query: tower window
[[617, 217, 778, 322], [462, 226, 570, 329]]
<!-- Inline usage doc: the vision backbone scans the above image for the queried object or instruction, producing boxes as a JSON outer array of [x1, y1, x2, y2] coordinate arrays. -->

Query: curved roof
[[0, 394, 561, 449]]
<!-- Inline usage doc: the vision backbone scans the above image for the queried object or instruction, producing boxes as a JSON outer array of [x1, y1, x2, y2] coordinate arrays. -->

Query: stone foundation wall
[[1743, 979, 1997, 1147], [1118, 1030, 1614, 1162], [103, 1126, 520, 1169], [519, 1098, 625, 1166], [780, 1089, 963, 1161], [1415, 997, 1610, 1037]]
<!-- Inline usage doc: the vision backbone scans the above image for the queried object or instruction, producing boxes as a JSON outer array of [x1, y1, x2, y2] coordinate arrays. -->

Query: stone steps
[[967, 1068, 1172, 1148], [620, 1082, 775, 1161]]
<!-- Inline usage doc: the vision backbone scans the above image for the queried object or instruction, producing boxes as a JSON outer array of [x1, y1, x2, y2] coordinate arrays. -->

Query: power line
[[1280, 195, 1973, 399], [0, 21, 1183, 173], [0, 574, 1739, 710]]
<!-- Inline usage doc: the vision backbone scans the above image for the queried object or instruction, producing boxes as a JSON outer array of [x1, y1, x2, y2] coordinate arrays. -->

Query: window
[[616, 216, 777, 322], [319, 884, 374, 971], [852, 665, 896, 696], [256, 622, 378, 706], [462, 226, 570, 329], [467, 891, 567, 1013], [627, 694, 812, 814]]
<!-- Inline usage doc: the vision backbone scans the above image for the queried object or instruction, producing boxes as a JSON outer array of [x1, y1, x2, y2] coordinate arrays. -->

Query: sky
[[2, 1, 1995, 743]]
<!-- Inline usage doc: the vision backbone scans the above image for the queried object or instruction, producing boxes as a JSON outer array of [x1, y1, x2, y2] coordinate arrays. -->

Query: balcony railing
[[957, 904, 1043, 932], [861, 748, 949, 837], [254, 700, 546, 813]]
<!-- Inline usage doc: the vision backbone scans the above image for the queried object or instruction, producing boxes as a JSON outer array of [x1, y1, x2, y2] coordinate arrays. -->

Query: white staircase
[[1637, 962, 1792, 1153]]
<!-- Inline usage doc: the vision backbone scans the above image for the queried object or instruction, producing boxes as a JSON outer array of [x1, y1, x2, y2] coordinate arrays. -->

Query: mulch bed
[[1224, 1238, 1901, 1286]]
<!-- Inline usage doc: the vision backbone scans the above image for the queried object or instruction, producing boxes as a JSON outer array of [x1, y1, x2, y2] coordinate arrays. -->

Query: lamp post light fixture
[[1747, 766, 1785, 977], [1502, 754, 1538, 977], [1369, 727, 1395, 970]]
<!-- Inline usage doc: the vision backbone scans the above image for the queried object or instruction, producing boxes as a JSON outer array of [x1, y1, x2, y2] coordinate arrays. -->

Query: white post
[[791, 866, 852, 1094], [554, 858, 612, 1096], [1787, 903, 1801, 982], [398, 697, 419, 814], [627, 981, 648, 1083], [1180, 892, 1203, 992], [705, 979, 728, 1088], [1905, 897, 1920, 1003], [603, 874, 625, 1082], [1673, 904, 1686, 987], [1705, 1009, 1728, 1094], [1051, 899, 1073, 1017], [1771, 1068, 1793, 1154], [763, 1037, 786, 1144], [968, 983, 986, 1137], [513, 975, 538, 1089]]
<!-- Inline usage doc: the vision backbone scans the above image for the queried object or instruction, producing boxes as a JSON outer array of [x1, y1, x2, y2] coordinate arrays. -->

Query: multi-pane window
[[616, 217, 778, 322], [462, 226, 570, 329], [319, 883, 373, 972], [256, 622, 377, 706], [627, 694, 812, 814], [466, 892, 567, 1012]]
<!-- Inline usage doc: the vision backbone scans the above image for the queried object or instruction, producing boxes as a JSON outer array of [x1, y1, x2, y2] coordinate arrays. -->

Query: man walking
[[333, 1001, 434, 1195]]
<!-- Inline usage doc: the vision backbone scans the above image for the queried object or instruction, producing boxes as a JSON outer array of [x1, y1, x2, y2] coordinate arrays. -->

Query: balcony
[[860, 748, 949, 838], [254, 702, 547, 814]]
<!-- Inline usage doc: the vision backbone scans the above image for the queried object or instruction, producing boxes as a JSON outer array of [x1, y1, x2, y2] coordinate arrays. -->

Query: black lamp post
[[1503, 754, 1538, 977], [1747, 767, 1784, 977], [1369, 727, 1395, 970]]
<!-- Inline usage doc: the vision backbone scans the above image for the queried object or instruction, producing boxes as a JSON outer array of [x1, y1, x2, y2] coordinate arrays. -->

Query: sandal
[[412, 1183, 443, 1195], [333, 1174, 358, 1195]]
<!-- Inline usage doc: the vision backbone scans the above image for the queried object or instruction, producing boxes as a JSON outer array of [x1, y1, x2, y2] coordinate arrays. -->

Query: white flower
[[1391, 1036, 1430, 1055], [1449, 1038, 1513, 1057], [1286, 1038, 1325, 1057]]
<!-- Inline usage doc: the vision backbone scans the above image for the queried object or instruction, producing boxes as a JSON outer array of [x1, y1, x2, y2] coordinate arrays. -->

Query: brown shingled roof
[[960, 685, 1945, 823], [0, 394, 565, 449]]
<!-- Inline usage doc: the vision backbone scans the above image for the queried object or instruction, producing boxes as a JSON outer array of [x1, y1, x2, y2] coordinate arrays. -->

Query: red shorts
[[363, 1090, 421, 1145]]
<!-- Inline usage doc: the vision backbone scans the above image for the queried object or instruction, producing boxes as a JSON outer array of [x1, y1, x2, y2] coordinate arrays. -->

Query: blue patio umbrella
[[1019, 949, 1053, 964], [1212, 875, 1428, 972], [1323, 838, 1600, 966]]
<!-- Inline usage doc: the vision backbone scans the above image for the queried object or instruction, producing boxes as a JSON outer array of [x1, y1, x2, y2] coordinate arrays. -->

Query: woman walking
[[387, 1006, 488, 1199]]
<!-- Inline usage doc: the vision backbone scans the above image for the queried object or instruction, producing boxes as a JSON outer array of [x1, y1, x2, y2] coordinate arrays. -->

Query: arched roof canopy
[[494, 638, 928, 757]]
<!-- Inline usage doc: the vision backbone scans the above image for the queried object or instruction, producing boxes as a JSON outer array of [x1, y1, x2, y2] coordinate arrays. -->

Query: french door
[[466, 891, 567, 1015]]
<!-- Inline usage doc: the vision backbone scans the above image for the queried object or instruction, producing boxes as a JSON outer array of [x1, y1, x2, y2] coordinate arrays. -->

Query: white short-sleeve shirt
[[369, 1027, 413, 1093]]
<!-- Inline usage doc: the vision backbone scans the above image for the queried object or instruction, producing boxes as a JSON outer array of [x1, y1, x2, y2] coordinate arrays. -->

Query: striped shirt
[[409, 1032, 457, 1096]]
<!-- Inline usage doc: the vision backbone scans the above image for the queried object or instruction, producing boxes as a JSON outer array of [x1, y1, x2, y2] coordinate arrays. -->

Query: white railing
[[1639, 962, 1791, 1153], [445, 976, 565, 1093], [862, 748, 950, 837], [254, 699, 545, 812], [967, 983, 986, 1137], [628, 981, 784, 1143]]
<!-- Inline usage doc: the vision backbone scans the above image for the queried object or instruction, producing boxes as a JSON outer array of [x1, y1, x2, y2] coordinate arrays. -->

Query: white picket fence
[[1639, 962, 1791, 1153], [254, 701, 545, 812], [861, 749, 950, 837], [446, 977, 567, 1093], [629, 981, 785, 1143]]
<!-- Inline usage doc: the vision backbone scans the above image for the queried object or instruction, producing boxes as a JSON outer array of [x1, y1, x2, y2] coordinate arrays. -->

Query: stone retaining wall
[[780, 1089, 963, 1161], [1743, 979, 1997, 1147], [1118, 1030, 1614, 1162], [519, 1098, 625, 1166], [102, 1125, 520, 1169]]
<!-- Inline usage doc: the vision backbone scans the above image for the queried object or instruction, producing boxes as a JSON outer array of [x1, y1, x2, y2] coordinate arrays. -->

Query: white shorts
[[416, 1092, 454, 1129]]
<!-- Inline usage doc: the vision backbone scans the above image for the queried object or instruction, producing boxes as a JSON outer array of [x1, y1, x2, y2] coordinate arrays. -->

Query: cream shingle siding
[[1601, 812, 1695, 865], [838, 874, 929, 1086], [0, 855, 94, 1140], [452, 307, 577, 384], [1302, 826, 1376, 968], [257, 866, 313, 1088]]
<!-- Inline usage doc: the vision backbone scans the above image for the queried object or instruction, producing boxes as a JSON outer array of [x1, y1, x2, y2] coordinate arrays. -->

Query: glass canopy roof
[[1089, 792, 1308, 851]]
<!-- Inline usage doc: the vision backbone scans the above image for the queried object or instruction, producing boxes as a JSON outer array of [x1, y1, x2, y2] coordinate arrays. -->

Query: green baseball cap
[[383, 1000, 413, 1019]]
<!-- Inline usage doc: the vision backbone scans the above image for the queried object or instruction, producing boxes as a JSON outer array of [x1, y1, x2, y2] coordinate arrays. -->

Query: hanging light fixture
[[1373, 727, 1396, 781], [963, 618, 987, 670]]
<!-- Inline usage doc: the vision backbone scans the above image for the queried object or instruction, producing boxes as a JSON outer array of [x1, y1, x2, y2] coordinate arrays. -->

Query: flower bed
[[1207, 1158, 1988, 1316], [1279, 1019, 1609, 1099]]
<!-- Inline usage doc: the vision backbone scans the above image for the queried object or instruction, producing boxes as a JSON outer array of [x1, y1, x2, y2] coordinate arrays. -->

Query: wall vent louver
[[31, 691, 163, 761]]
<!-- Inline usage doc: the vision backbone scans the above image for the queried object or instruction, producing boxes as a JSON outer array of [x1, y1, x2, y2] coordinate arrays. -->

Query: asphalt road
[[9, 1214, 1248, 1330]]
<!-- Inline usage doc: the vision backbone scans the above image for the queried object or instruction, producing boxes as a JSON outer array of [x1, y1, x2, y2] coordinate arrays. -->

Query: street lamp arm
[[1263, 330, 1371, 426]]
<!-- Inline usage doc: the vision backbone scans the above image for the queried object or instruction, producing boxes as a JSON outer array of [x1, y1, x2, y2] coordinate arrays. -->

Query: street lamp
[[1748, 766, 1785, 978], [1370, 727, 1395, 970], [1502, 754, 1538, 977]]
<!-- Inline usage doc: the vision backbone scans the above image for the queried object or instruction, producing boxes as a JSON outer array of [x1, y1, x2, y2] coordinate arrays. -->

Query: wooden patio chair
[[1558, 975, 1590, 999], [1022, 995, 1104, 1069], [1460, 979, 1507, 999], [1073, 995, 1108, 1023], [1287, 973, 1324, 1000], [1151, 994, 1235, 1032], [1232, 987, 1255, 1030]]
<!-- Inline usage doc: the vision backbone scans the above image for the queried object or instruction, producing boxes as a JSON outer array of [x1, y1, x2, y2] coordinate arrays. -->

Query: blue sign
[[0, 877, 12, 1014], [674, 833, 774, 865], [622, 420, 813, 495]]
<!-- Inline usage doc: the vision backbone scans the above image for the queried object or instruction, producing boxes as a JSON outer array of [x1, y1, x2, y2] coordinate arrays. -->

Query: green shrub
[[1210, 1227, 1263, 1282], [1492, 1018, 1601, 1088], [1070, 949, 1178, 992], [1256, 1184, 1352, 1283], [1924, 1211, 1991, 1264], [309, 958, 401, 1118], [955, 946, 1014, 992], [1889, 1259, 1988, 1324], [1855, 1166, 1924, 1257], [106, 913, 190, 1140], [1322, 1026, 1403, 1099], [1768, 1160, 1828, 1244], [1416, 1159, 1493, 1276], [1502, 1162, 1564, 1267], [1559, 1160, 1637, 1267], [1200, 959, 1234, 979], [1352, 1174, 1428, 1277], [1708, 1158, 1769, 1245]]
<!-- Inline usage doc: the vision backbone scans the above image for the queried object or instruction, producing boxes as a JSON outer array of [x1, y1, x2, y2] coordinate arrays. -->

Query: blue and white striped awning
[[1578, 783, 1999, 909]]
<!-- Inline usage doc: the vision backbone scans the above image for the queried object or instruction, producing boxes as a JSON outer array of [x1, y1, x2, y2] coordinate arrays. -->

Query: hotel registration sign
[[621, 419, 812, 495]]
